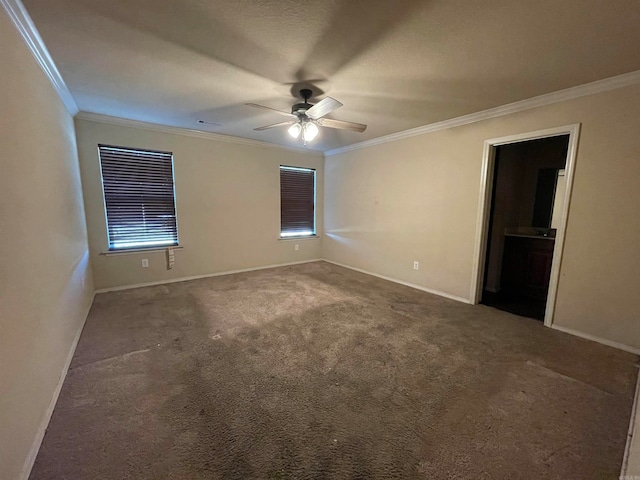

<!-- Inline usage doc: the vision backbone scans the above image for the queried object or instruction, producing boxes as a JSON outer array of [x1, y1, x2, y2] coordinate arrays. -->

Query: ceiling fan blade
[[305, 97, 343, 119], [245, 103, 296, 118], [254, 121, 296, 131], [317, 118, 367, 133]]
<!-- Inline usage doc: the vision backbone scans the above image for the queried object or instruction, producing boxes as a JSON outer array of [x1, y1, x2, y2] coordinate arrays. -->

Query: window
[[280, 166, 316, 238], [98, 145, 178, 250]]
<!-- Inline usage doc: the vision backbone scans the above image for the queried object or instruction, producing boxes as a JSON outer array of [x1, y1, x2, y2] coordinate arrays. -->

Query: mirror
[[532, 168, 565, 229], [532, 169, 558, 228]]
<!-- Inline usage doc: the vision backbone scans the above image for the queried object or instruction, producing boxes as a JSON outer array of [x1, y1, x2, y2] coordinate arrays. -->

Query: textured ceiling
[[22, 0, 640, 151]]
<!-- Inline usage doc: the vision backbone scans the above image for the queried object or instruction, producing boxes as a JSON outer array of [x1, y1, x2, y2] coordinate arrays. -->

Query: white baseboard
[[621, 370, 640, 478], [323, 261, 640, 356], [97, 258, 472, 304], [322, 259, 472, 304], [94, 259, 323, 293], [551, 324, 640, 355], [20, 291, 95, 480]]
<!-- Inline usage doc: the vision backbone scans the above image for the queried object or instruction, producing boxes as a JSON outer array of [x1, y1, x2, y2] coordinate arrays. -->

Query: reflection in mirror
[[550, 169, 566, 229], [532, 168, 559, 228]]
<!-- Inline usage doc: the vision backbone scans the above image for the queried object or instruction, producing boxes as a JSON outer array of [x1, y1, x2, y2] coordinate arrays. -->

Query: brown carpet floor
[[31, 261, 637, 479]]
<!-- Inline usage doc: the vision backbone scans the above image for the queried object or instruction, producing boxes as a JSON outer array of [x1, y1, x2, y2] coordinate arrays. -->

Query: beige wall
[[0, 9, 94, 480], [75, 119, 324, 290], [324, 84, 640, 350]]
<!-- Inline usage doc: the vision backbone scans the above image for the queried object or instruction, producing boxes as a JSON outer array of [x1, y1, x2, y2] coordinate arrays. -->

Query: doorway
[[471, 125, 580, 327]]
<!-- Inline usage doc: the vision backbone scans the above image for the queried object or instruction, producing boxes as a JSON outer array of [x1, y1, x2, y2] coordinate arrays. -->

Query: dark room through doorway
[[481, 134, 570, 320]]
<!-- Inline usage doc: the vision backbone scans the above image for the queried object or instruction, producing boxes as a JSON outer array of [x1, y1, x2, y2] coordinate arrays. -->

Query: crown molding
[[325, 70, 640, 156], [2, 0, 78, 115], [75, 112, 323, 156]]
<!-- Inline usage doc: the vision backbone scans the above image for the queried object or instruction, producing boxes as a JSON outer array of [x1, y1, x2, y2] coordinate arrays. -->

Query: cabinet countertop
[[504, 233, 555, 240]]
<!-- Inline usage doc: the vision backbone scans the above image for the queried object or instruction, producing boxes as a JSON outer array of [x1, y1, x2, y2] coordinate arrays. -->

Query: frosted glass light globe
[[303, 122, 319, 142], [288, 123, 302, 138]]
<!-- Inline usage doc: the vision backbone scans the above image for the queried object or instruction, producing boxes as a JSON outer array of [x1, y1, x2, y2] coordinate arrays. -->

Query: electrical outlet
[[413, 261, 419, 270], [295, 244, 299, 251], [142, 258, 149, 268]]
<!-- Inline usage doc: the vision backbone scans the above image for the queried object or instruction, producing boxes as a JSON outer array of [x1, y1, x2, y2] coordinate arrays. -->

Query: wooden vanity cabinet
[[501, 235, 554, 300]]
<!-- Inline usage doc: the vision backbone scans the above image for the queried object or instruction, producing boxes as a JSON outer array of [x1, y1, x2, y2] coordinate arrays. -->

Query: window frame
[[98, 144, 180, 252], [279, 165, 317, 239]]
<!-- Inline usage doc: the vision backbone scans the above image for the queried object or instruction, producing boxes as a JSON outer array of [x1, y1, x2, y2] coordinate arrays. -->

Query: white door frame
[[470, 124, 581, 328]]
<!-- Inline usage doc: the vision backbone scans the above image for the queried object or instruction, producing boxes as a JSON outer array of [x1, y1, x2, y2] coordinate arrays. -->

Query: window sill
[[101, 246, 183, 256], [278, 235, 320, 241]]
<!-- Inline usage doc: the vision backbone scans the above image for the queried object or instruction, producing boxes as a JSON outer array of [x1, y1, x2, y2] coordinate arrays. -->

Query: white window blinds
[[280, 166, 316, 237], [99, 145, 178, 250]]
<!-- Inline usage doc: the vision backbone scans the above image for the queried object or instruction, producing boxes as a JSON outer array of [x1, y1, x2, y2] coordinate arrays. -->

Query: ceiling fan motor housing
[[291, 88, 314, 116], [292, 103, 311, 116]]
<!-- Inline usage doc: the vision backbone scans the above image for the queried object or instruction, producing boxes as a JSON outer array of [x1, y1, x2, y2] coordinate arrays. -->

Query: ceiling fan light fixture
[[287, 123, 302, 138], [303, 122, 319, 142], [249, 90, 366, 140]]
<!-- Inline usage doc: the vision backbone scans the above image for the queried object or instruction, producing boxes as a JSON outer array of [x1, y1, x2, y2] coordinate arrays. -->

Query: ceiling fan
[[246, 89, 367, 143]]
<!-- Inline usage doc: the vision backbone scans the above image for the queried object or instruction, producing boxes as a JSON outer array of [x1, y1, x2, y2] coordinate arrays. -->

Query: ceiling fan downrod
[[299, 88, 313, 104]]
